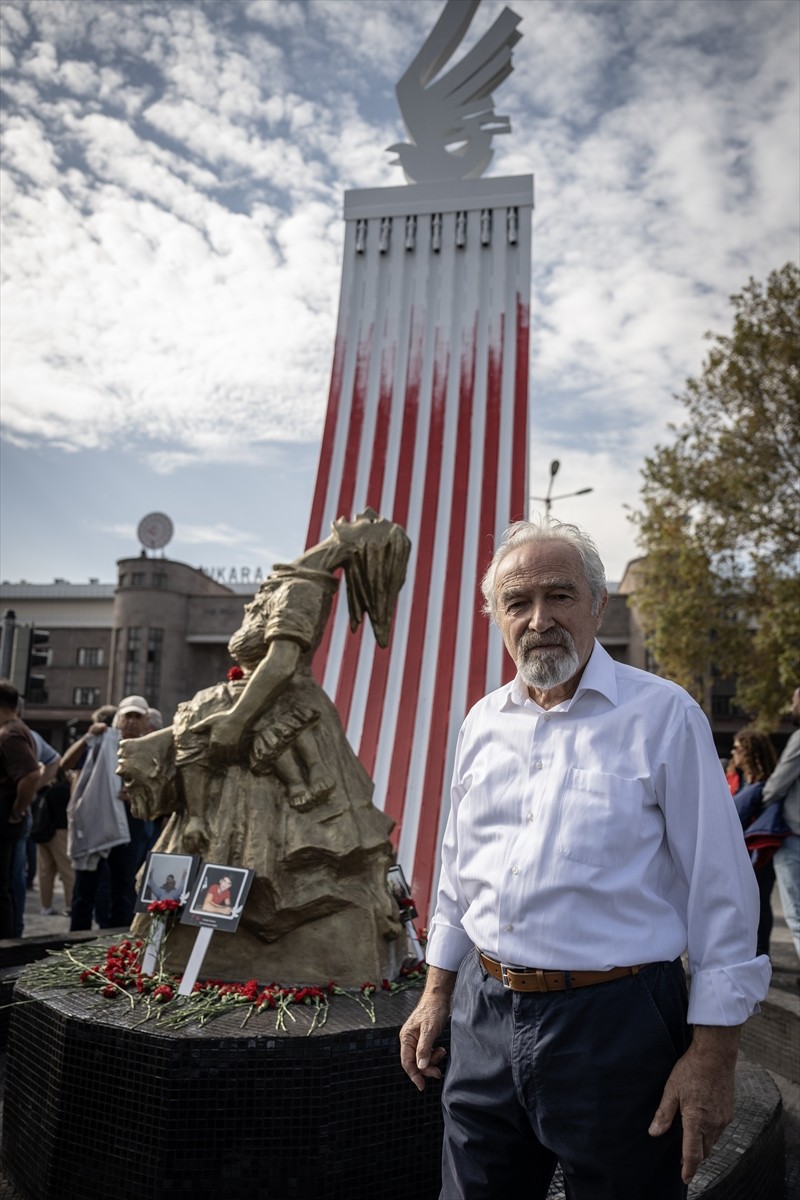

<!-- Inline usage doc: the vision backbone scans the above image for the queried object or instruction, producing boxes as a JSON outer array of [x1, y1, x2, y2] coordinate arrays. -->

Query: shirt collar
[[500, 640, 618, 711]]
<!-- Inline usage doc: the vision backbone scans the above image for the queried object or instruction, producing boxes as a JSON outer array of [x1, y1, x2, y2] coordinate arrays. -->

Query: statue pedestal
[[1, 976, 786, 1200], [2, 980, 446, 1200]]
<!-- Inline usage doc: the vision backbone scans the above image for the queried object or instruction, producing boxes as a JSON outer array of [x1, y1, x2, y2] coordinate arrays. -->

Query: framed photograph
[[135, 851, 200, 912], [388, 863, 418, 921], [180, 863, 254, 933]]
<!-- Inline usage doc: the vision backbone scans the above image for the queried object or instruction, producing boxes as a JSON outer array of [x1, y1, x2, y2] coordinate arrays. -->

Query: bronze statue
[[120, 509, 412, 984]]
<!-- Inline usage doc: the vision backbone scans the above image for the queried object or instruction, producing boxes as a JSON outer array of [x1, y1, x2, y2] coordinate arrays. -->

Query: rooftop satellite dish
[[137, 512, 174, 552]]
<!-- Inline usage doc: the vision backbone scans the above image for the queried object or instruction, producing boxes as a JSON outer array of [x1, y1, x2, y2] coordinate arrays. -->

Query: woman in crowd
[[731, 727, 778, 957]]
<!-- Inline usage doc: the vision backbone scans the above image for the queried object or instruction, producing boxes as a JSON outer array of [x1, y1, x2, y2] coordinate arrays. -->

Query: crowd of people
[[0, 685, 163, 938]]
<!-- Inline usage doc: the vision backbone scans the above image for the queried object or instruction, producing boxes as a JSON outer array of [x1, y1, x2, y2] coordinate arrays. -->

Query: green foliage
[[631, 264, 800, 728]]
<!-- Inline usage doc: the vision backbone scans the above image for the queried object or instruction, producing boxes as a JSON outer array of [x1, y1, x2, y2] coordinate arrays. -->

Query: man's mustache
[[518, 629, 572, 654]]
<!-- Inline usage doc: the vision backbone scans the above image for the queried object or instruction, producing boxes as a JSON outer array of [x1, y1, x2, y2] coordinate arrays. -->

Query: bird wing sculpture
[[389, 0, 522, 184]]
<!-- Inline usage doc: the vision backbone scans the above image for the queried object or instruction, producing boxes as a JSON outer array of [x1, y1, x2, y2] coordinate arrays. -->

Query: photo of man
[[201, 874, 232, 914], [182, 863, 253, 932], [152, 873, 180, 901], [136, 851, 197, 911]]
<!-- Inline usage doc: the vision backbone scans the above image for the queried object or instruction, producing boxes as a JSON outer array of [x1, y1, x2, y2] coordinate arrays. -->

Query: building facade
[[1, 557, 250, 750]]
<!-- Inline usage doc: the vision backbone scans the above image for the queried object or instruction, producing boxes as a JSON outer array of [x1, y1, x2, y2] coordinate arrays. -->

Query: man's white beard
[[516, 630, 581, 691]]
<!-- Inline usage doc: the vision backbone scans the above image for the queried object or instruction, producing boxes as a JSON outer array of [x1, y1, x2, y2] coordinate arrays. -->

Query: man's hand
[[649, 1024, 741, 1183], [399, 966, 456, 1092]]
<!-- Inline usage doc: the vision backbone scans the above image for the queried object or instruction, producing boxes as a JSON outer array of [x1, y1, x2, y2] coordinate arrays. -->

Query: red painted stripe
[[384, 333, 450, 838], [306, 335, 345, 550], [312, 331, 371, 683], [467, 316, 505, 710], [358, 321, 423, 778], [365, 342, 395, 510], [335, 331, 371, 525], [412, 322, 477, 920], [501, 296, 531, 684], [334, 342, 396, 726], [510, 296, 530, 524]]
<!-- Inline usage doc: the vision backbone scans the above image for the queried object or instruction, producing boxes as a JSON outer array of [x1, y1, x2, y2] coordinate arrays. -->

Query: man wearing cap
[[64, 696, 153, 930], [400, 520, 770, 1200]]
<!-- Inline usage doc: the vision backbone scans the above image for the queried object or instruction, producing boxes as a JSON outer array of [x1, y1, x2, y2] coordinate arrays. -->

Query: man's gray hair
[[481, 518, 607, 621]]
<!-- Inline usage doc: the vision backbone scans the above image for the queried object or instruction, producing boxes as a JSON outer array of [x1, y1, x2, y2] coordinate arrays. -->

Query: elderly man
[[400, 520, 770, 1200]]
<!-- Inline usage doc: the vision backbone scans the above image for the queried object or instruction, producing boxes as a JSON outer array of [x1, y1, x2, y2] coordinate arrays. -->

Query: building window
[[77, 647, 105, 667], [152, 572, 167, 589], [144, 628, 163, 707], [124, 627, 142, 695], [131, 572, 145, 586], [712, 694, 742, 718], [73, 687, 101, 707]]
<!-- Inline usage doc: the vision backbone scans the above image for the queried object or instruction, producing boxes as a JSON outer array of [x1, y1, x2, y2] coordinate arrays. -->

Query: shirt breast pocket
[[556, 768, 646, 868]]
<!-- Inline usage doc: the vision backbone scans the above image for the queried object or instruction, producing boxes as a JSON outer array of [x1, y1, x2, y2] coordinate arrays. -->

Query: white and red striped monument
[[305, 1, 533, 922]]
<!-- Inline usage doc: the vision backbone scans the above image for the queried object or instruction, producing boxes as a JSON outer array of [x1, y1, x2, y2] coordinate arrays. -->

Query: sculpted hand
[[649, 1025, 740, 1183], [399, 967, 455, 1093]]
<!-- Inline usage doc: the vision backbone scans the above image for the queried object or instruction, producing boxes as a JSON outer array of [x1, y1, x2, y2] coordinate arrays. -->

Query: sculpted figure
[[121, 509, 412, 983]]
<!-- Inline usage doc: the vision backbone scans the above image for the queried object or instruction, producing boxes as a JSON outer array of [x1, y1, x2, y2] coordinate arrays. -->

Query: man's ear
[[595, 589, 609, 631]]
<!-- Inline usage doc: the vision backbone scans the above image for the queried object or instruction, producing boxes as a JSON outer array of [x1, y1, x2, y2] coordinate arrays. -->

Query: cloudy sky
[[1, 0, 798, 587]]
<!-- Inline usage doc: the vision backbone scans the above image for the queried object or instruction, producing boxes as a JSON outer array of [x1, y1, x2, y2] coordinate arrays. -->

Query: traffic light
[[9, 625, 50, 701]]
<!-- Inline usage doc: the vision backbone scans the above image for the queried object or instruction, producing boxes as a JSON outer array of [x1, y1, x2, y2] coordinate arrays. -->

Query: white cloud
[[0, 0, 798, 586]]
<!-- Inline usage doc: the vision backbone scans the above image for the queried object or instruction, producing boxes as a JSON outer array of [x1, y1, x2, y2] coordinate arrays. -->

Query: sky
[[1, 0, 798, 587]]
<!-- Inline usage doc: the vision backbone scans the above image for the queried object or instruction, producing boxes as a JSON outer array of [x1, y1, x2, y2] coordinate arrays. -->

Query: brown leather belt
[[479, 952, 644, 993]]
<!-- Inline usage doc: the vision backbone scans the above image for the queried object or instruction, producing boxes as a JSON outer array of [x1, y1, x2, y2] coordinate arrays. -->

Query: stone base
[[2, 978, 444, 1200], [158, 907, 405, 986]]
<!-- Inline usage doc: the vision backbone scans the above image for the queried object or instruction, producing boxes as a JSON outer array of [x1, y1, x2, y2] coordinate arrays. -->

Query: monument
[[119, 509, 412, 984], [305, 0, 534, 924]]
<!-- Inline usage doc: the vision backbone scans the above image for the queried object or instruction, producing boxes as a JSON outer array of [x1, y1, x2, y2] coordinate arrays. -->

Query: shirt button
[[511, 866, 520, 875], [504, 923, 513, 932], [527, 812, 534, 822], [534, 759, 543, 769]]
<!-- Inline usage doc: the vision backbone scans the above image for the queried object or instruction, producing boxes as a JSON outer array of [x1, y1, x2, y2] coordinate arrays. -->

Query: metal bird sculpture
[[388, 0, 522, 184]]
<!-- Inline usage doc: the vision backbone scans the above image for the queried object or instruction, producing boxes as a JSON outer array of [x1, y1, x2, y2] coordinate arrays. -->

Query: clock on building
[[137, 512, 174, 552]]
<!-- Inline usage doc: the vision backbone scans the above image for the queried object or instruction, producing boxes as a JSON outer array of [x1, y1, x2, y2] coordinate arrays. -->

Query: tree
[[630, 263, 800, 729]]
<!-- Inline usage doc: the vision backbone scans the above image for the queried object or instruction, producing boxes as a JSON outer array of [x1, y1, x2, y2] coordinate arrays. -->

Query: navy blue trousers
[[441, 951, 689, 1200], [70, 812, 148, 931]]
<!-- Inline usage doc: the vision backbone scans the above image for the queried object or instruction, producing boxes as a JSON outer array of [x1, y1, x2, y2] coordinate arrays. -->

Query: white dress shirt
[[426, 642, 771, 1026]]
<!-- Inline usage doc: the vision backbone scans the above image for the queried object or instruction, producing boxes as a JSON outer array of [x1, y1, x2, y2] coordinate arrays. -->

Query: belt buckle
[[500, 962, 513, 988]]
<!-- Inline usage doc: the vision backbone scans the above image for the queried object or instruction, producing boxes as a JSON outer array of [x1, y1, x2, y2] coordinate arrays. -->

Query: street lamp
[[530, 459, 593, 517]]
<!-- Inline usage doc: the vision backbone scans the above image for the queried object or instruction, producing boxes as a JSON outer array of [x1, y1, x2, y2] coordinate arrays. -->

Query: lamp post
[[530, 459, 593, 517]]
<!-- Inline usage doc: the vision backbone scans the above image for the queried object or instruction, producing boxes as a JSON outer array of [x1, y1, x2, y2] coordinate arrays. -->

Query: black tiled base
[[2, 982, 446, 1199], [1, 982, 786, 1200]]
